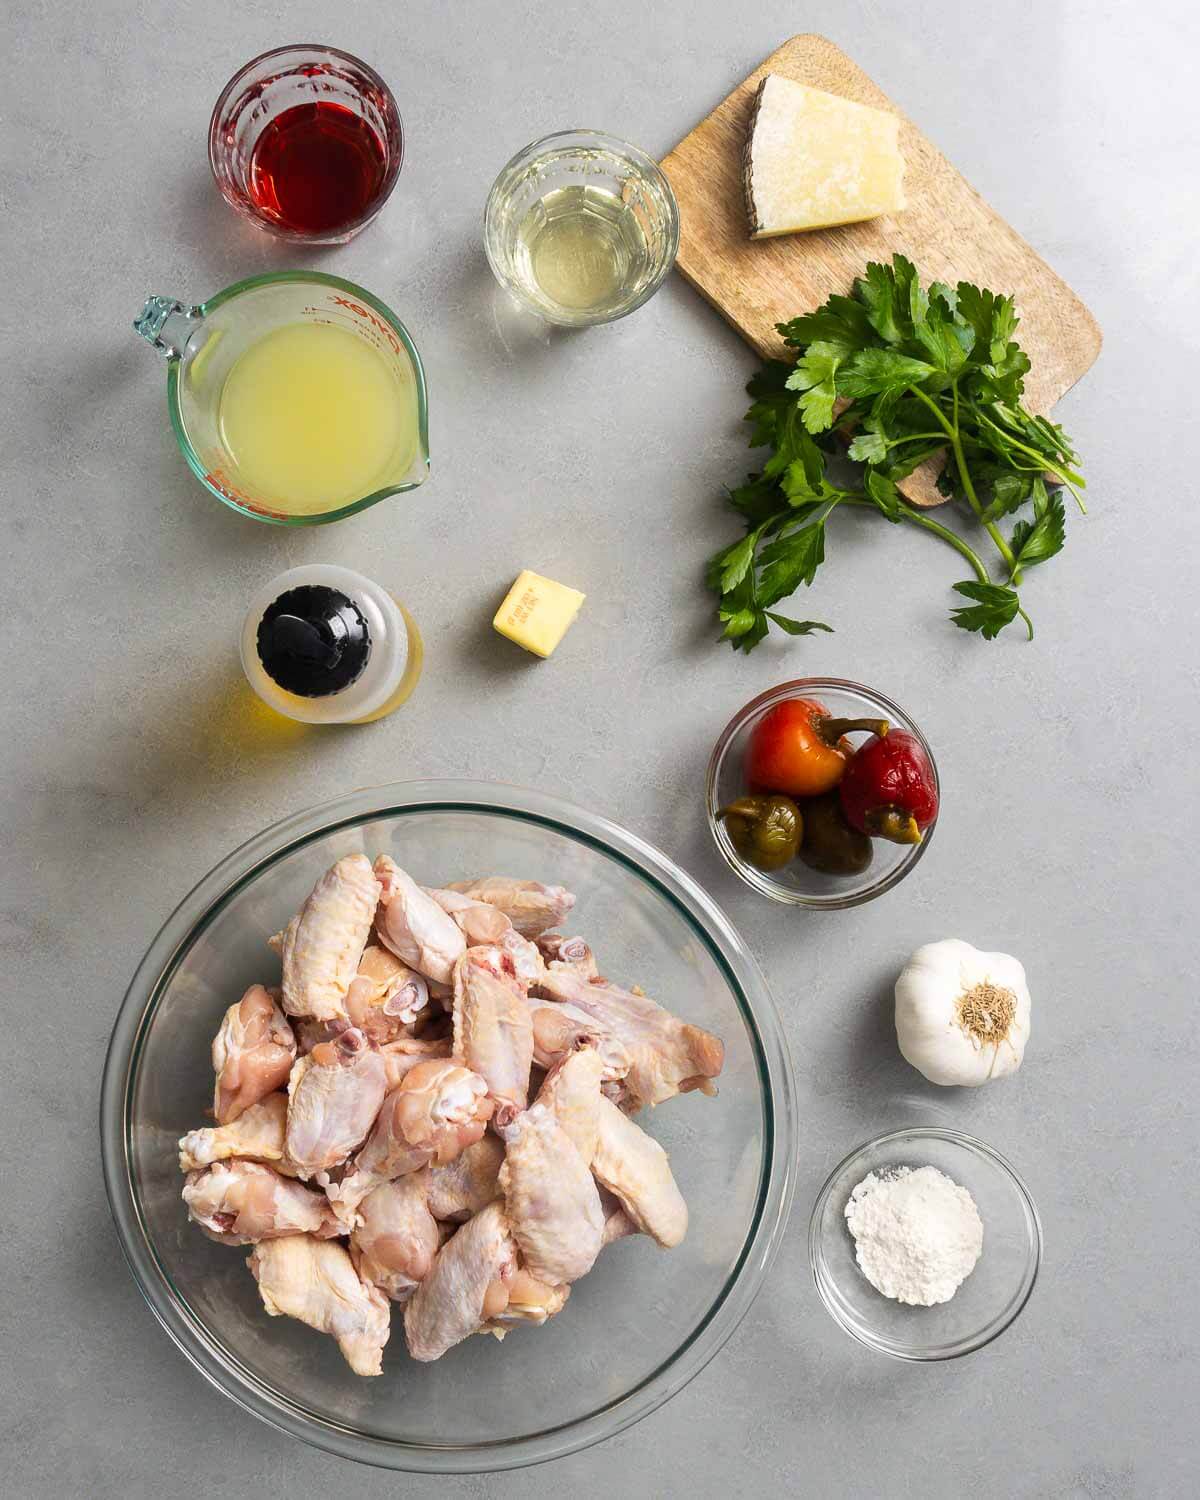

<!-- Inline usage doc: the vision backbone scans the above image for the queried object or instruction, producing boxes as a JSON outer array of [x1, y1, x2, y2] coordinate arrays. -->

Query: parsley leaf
[[954, 283, 1000, 357], [977, 468, 1034, 520], [766, 613, 833, 636], [1010, 489, 1066, 570], [743, 362, 794, 447], [777, 295, 872, 351], [950, 581, 1022, 639], [857, 260, 908, 343], [913, 308, 972, 376], [726, 475, 783, 526], [717, 595, 772, 653], [780, 453, 837, 506], [865, 468, 902, 521], [713, 533, 756, 594], [837, 348, 937, 402], [847, 428, 888, 464], [785, 342, 844, 431], [719, 606, 756, 639], [757, 520, 827, 605]]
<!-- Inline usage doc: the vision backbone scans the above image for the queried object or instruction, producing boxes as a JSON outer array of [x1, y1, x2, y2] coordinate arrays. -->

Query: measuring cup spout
[[133, 295, 204, 358], [404, 430, 430, 488]]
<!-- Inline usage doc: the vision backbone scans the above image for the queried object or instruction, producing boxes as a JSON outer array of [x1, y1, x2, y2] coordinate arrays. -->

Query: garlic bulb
[[894, 939, 1031, 1087]]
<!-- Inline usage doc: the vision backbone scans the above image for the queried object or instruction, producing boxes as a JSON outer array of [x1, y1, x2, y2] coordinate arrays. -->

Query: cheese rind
[[493, 570, 586, 659], [743, 74, 905, 238]]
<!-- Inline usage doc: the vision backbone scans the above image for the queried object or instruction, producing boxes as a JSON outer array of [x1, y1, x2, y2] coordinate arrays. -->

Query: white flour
[[844, 1165, 983, 1306]]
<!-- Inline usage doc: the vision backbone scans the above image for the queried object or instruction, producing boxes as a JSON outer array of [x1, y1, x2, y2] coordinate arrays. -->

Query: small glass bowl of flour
[[809, 1127, 1041, 1360]]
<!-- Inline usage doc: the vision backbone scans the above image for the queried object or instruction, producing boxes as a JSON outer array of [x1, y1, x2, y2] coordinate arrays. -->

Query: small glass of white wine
[[485, 130, 679, 327]]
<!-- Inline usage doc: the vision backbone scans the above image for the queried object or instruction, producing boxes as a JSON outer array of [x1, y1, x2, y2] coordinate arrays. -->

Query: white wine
[[486, 132, 678, 326], [515, 184, 650, 318]]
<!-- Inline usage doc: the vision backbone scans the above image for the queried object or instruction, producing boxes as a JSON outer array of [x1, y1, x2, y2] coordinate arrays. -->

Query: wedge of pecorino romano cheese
[[743, 74, 905, 239]]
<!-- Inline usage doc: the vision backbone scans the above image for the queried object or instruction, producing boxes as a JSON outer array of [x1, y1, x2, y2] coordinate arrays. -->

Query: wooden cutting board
[[661, 33, 1101, 470]]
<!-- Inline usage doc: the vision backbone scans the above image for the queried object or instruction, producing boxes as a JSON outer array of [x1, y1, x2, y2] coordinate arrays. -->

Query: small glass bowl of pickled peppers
[[705, 678, 939, 909]]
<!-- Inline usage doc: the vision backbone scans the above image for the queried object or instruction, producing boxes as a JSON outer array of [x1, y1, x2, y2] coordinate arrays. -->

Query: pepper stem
[[864, 806, 923, 845], [718, 798, 765, 822], [819, 716, 890, 747]]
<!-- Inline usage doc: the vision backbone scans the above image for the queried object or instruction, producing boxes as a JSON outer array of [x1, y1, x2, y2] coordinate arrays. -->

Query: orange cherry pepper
[[746, 698, 891, 799]]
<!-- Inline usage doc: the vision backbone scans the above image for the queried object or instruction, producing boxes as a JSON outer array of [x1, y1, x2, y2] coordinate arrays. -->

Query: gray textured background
[[3, 0, 1197, 1495]]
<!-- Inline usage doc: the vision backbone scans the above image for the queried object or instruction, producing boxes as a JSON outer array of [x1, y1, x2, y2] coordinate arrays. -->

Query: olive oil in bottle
[[240, 565, 422, 724], [515, 185, 650, 317]]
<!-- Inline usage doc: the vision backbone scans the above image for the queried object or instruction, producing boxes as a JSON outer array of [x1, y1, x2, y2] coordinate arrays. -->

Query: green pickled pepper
[[718, 795, 804, 872]]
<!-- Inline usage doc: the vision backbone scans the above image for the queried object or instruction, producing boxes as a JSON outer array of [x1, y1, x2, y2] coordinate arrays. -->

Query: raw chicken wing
[[325, 1094, 429, 1226], [183, 1160, 339, 1244], [598, 1185, 638, 1246], [280, 855, 381, 1021], [392, 1059, 493, 1157], [248, 1234, 390, 1376], [179, 1091, 288, 1172], [373, 856, 466, 984], [351, 1170, 441, 1301], [426, 1134, 506, 1222], [528, 999, 630, 1082], [498, 1103, 603, 1285], [426, 889, 545, 980], [285, 1028, 388, 1177], [446, 878, 575, 938], [404, 1201, 516, 1361], [345, 944, 429, 1043], [211, 985, 296, 1124], [590, 1094, 687, 1248], [536, 932, 599, 980], [328, 1059, 492, 1227], [424, 887, 512, 945], [536, 969, 724, 1111], [535, 1046, 604, 1164], [500, 929, 545, 985], [295, 954, 432, 1050], [481, 1268, 569, 1338], [451, 947, 534, 1116], [380, 1034, 453, 1090]]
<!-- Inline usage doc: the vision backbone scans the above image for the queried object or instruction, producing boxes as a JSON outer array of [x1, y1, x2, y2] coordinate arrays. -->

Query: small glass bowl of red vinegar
[[209, 44, 403, 244]]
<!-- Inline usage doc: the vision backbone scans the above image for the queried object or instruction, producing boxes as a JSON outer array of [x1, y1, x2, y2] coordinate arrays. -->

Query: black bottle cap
[[257, 585, 371, 698]]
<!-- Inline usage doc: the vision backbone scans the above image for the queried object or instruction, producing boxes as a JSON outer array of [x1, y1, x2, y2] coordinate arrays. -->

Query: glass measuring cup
[[133, 272, 429, 525]]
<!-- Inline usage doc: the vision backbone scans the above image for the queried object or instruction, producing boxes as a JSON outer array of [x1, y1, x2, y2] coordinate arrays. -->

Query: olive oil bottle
[[240, 565, 422, 724]]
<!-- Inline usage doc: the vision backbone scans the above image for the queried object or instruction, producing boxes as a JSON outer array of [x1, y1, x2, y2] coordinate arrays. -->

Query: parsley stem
[[839, 495, 991, 585], [906, 385, 1017, 572], [962, 403, 1088, 510], [881, 432, 947, 448], [966, 404, 1084, 480], [905, 383, 958, 442]]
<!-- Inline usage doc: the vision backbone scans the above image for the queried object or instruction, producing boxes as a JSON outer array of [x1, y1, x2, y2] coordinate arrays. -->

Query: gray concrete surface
[[3, 0, 1197, 1495]]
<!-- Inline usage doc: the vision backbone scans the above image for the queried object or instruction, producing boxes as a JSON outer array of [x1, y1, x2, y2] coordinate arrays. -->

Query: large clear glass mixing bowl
[[100, 781, 796, 1472]]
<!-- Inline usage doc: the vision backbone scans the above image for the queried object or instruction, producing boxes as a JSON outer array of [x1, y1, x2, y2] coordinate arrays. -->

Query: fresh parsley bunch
[[707, 255, 1086, 651]]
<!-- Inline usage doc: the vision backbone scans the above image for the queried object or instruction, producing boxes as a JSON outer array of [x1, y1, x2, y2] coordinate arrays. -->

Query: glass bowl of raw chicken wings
[[101, 782, 795, 1472]]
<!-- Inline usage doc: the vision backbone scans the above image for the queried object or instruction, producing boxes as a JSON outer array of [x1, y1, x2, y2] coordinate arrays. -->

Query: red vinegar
[[249, 102, 387, 235]]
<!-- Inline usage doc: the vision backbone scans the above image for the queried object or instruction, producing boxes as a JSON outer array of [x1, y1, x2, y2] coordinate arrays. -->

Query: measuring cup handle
[[133, 295, 203, 358]]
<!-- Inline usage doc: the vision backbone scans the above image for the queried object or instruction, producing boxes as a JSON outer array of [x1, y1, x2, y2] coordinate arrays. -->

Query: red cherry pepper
[[746, 698, 891, 799], [839, 730, 939, 845]]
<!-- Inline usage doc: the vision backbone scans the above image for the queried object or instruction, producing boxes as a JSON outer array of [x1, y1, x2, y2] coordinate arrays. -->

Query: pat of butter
[[493, 570, 586, 658]]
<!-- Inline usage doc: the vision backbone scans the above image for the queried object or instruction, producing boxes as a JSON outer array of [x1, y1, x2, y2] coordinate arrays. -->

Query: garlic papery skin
[[895, 939, 1031, 1087]]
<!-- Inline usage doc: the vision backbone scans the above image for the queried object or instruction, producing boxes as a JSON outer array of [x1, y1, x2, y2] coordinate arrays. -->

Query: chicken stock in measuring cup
[[133, 272, 429, 524]]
